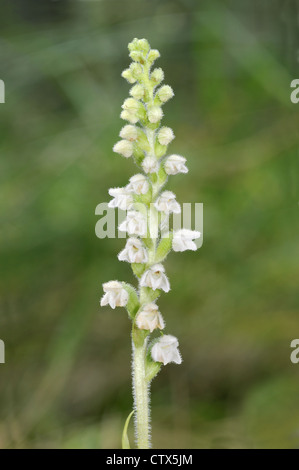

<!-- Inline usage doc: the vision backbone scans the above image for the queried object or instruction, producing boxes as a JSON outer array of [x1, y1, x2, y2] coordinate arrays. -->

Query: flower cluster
[[101, 38, 201, 371]]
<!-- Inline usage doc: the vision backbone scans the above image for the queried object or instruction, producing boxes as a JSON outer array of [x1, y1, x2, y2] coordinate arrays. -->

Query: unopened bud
[[157, 127, 175, 146], [130, 62, 143, 79], [122, 98, 139, 112], [148, 49, 160, 63], [119, 125, 138, 141], [121, 68, 136, 84], [158, 85, 174, 103], [113, 140, 134, 158], [120, 110, 139, 124], [148, 106, 163, 124], [151, 68, 164, 84], [130, 84, 145, 100]]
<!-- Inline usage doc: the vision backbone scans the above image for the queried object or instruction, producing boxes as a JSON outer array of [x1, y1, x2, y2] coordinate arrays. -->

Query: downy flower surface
[[108, 187, 133, 210], [136, 303, 165, 333], [154, 191, 181, 214], [151, 335, 182, 365], [118, 210, 147, 236], [164, 154, 188, 175], [118, 237, 148, 264], [140, 264, 170, 292], [126, 174, 149, 195], [100, 281, 129, 309], [100, 38, 201, 449], [172, 229, 201, 252]]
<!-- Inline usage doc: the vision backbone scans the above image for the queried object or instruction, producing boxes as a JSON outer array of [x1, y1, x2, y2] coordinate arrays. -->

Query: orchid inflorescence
[[100, 38, 201, 449]]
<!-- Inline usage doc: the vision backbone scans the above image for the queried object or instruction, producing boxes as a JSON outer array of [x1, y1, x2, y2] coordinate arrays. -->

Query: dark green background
[[0, 0, 299, 449]]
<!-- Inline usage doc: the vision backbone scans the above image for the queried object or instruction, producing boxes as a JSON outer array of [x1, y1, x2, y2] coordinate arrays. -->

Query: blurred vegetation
[[0, 0, 299, 449]]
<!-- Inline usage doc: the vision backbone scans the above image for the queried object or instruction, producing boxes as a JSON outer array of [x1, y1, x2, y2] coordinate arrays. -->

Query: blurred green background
[[1, 0, 299, 449]]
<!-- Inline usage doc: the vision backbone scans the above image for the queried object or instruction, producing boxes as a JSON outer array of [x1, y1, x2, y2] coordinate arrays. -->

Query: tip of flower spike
[[128, 38, 150, 54]]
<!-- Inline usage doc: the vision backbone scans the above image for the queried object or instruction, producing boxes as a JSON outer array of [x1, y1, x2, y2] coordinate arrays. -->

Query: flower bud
[[130, 84, 145, 100], [148, 49, 160, 63], [136, 303, 165, 333], [121, 68, 136, 84], [158, 85, 174, 103], [151, 68, 164, 84], [119, 125, 138, 142], [129, 50, 143, 62], [142, 156, 159, 174], [130, 62, 143, 79], [147, 106, 163, 124], [113, 139, 134, 158], [157, 127, 175, 146], [151, 335, 182, 365], [136, 38, 150, 53], [120, 110, 138, 124], [122, 97, 139, 112]]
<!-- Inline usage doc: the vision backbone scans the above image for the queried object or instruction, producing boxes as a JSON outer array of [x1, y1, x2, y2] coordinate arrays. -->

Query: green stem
[[133, 339, 150, 449]]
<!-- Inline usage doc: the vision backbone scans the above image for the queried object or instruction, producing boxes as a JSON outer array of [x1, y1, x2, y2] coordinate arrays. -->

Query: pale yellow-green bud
[[130, 62, 143, 79], [113, 140, 134, 158], [157, 127, 175, 146], [151, 68, 164, 85], [158, 85, 174, 103], [130, 84, 145, 100], [120, 110, 139, 124], [119, 125, 138, 142], [148, 49, 160, 63], [147, 106, 163, 124], [122, 98, 139, 112], [129, 50, 143, 62], [136, 39, 150, 53], [128, 38, 150, 54], [121, 68, 136, 84]]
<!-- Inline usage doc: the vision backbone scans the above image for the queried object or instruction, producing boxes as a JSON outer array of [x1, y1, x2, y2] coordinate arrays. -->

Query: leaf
[[131, 263, 146, 278], [155, 232, 173, 263], [122, 283, 140, 319], [122, 410, 134, 449]]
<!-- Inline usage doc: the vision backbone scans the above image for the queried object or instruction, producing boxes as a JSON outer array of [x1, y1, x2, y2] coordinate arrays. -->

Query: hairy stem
[[133, 339, 150, 449]]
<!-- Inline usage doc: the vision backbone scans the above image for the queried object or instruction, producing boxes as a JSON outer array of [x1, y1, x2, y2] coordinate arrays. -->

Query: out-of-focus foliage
[[0, 0, 298, 449]]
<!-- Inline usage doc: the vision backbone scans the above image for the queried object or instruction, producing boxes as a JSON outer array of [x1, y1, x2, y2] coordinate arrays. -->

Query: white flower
[[113, 140, 133, 158], [164, 155, 188, 175], [100, 281, 129, 309], [172, 229, 201, 252], [119, 125, 138, 142], [108, 187, 133, 210], [140, 263, 170, 292], [157, 127, 175, 146], [119, 210, 147, 236], [154, 191, 181, 214], [136, 303, 165, 333], [118, 237, 148, 263], [147, 106, 163, 124], [151, 335, 182, 365], [142, 156, 159, 174], [126, 174, 149, 195]]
